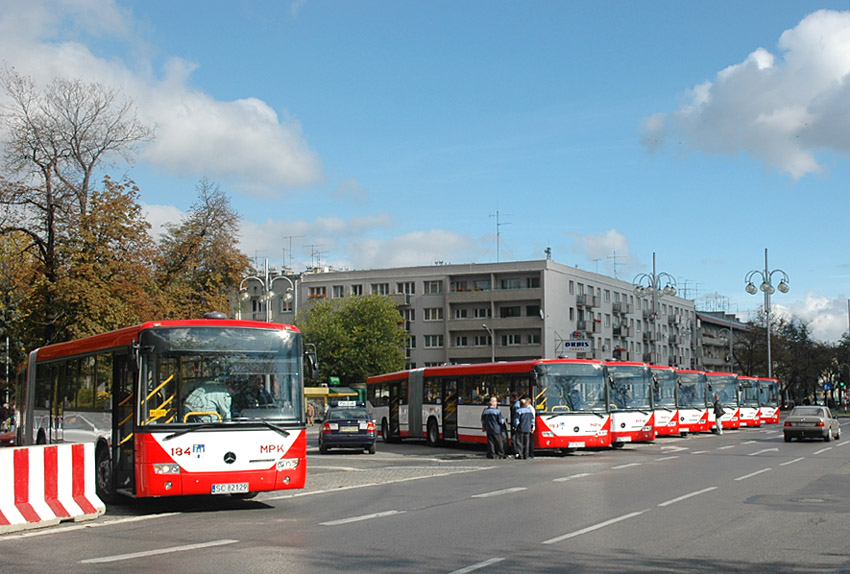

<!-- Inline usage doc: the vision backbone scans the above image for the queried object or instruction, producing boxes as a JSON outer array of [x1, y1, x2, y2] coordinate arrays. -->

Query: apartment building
[[696, 311, 750, 373], [288, 259, 697, 369]]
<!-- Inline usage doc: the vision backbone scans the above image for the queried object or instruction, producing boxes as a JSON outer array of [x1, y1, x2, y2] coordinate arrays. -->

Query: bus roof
[[32, 318, 299, 362], [366, 358, 603, 384], [705, 371, 737, 377]]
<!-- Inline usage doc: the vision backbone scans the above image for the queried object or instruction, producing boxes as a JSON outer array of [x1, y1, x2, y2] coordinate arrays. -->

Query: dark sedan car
[[319, 402, 377, 454], [783, 406, 841, 442]]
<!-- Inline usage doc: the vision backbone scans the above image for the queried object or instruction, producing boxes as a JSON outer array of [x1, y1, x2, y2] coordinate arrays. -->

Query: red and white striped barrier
[[0, 443, 105, 535]]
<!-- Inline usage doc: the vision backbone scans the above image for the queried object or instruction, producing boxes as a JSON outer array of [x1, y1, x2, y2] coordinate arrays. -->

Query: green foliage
[[297, 295, 408, 386]]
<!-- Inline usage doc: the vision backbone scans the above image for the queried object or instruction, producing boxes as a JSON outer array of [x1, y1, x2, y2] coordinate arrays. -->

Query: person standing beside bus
[[481, 396, 506, 459], [713, 394, 724, 436], [513, 397, 535, 459]]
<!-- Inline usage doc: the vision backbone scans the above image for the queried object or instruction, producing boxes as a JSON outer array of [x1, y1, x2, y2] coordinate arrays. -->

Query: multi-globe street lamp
[[238, 259, 297, 322], [744, 248, 789, 379], [633, 252, 677, 363]]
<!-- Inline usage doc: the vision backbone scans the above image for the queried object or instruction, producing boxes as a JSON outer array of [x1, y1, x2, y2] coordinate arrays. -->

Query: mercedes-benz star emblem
[[224, 452, 236, 464]]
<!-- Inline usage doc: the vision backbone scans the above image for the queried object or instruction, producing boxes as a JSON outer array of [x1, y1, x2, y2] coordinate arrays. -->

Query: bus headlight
[[277, 458, 300, 471], [154, 463, 181, 475]]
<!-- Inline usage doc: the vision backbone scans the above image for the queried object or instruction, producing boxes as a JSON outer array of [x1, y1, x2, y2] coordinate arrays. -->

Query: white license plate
[[211, 482, 249, 494], [615, 436, 632, 442], [568, 442, 586, 448], [341, 426, 359, 433]]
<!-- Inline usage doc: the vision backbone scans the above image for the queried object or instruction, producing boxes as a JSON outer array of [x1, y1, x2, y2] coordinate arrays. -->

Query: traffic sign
[[822, 382, 832, 392], [329, 376, 341, 386]]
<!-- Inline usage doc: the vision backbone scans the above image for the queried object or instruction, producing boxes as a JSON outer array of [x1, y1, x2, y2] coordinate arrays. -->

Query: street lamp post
[[744, 248, 789, 379], [238, 259, 297, 322], [482, 324, 495, 362], [633, 252, 677, 364]]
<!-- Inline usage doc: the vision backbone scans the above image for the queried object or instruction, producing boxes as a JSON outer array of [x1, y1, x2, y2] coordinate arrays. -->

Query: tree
[[0, 69, 153, 344], [156, 179, 251, 319], [296, 295, 408, 386]]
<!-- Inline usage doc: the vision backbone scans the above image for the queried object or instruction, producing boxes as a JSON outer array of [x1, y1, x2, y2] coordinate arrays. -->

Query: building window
[[397, 281, 415, 294], [569, 307, 575, 321], [501, 334, 522, 346], [474, 280, 491, 291], [577, 283, 585, 296], [455, 336, 468, 347], [500, 306, 521, 318], [308, 286, 326, 299], [604, 290, 611, 303], [569, 280, 575, 295], [403, 309, 415, 322], [526, 304, 541, 318], [424, 308, 444, 321], [455, 308, 468, 319], [407, 335, 416, 349], [528, 333, 541, 345], [424, 280, 443, 294], [371, 283, 390, 295], [604, 314, 611, 328], [474, 307, 491, 318], [474, 335, 491, 346], [351, 284, 363, 296], [332, 285, 345, 298], [424, 335, 444, 348], [451, 280, 469, 292], [500, 278, 522, 290], [527, 276, 540, 288]]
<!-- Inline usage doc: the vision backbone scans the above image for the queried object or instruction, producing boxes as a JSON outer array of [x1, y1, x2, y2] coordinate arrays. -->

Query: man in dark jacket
[[513, 397, 535, 459], [481, 396, 506, 459]]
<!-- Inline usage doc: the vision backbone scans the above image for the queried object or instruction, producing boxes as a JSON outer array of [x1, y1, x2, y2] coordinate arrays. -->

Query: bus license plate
[[211, 482, 249, 495], [568, 442, 585, 448], [615, 437, 632, 442]]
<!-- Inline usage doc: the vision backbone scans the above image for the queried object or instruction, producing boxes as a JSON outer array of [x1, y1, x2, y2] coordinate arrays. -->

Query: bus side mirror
[[305, 344, 319, 380]]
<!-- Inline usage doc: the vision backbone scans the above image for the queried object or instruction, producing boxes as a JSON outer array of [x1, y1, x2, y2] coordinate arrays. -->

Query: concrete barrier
[[0, 443, 105, 535]]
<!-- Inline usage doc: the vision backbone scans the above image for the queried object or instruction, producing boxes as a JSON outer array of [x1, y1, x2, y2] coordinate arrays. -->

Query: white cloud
[[0, 1, 323, 197], [141, 202, 184, 242], [785, 291, 849, 342], [644, 9, 850, 179], [565, 229, 634, 276]]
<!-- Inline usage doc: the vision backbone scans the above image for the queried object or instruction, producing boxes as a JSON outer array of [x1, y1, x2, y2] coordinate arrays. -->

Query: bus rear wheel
[[381, 419, 391, 443], [426, 418, 439, 447], [95, 445, 115, 503]]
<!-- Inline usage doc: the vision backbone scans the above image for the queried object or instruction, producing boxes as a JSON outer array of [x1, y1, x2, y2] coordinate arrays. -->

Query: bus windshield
[[740, 380, 759, 406], [677, 372, 706, 408], [759, 381, 779, 406], [139, 326, 303, 426], [652, 369, 677, 408], [708, 375, 738, 406], [535, 362, 607, 414], [608, 364, 652, 410]]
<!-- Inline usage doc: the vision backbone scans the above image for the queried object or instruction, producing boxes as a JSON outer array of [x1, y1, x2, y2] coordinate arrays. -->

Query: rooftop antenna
[[608, 250, 625, 279], [490, 208, 512, 263], [281, 235, 304, 272], [544, 247, 552, 260], [592, 258, 602, 273], [304, 244, 325, 269]]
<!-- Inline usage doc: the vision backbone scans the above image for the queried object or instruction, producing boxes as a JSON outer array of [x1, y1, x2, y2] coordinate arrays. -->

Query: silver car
[[783, 406, 841, 442]]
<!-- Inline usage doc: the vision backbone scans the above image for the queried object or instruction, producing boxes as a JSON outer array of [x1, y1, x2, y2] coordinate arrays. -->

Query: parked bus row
[[365, 359, 781, 454], [13, 315, 318, 502]]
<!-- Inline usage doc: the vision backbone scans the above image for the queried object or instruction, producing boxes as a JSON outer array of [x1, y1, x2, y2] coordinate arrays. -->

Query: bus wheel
[[612, 442, 625, 449], [381, 419, 391, 443], [95, 445, 116, 503], [560, 447, 577, 455], [426, 418, 439, 447], [36, 430, 46, 445]]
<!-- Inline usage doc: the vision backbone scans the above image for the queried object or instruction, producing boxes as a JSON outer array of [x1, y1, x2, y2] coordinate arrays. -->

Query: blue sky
[[2, 1, 850, 340]]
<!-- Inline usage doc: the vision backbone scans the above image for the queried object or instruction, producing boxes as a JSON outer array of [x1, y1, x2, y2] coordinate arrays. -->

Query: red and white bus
[[706, 372, 740, 431], [675, 369, 710, 433], [650, 365, 680, 436], [16, 315, 316, 501], [738, 376, 762, 427], [758, 377, 781, 424], [604, 361, 655, 447], [366, 359, 611, 453]]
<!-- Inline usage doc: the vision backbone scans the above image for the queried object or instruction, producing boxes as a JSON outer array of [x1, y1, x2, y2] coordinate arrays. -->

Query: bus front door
[[442, 380, 458, 440], [112, 353, 136, 497]]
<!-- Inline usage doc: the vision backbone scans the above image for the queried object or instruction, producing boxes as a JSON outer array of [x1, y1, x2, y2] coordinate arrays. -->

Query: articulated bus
[[706, 372, 740, 431], [676, 369, 710, 433], [604, 361, 655, 447], [758, 377, 781, 424], [366, 359, 612, 453], [650, 365, 680, 436], [16, 316, 317, 501], [738, 376, 762, 427]]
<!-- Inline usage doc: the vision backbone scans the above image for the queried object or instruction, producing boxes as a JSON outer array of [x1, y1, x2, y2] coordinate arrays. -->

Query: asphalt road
[[3, 423, 850, 573]]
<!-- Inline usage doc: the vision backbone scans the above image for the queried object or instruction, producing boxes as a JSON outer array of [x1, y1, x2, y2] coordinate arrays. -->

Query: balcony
[[612, 302, 631, 315], [576, 294, 598, 308], [577, 319, 600, 333], [388, 293, 411, 307], [613, 325, 630, 338]]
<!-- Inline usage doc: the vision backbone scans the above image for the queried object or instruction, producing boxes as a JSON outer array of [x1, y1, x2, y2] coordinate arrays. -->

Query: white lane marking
[[611, 463, 642, 470], [716, 445, 736, 450], [748, 448, 779, 456], [448, 557, 506, 574], [836, 440, 850, 448], [542, 510, 648, 545], [80, 539, 238, 564], [692, 450, 710, 454], [655, 456, 679, 462], [320, 510, 405, 526], [813, 447, 833, 455], [741, 440, 757, 445], [553, 473, 593, 482], [661, 446, 688, 452], [266, 467, 486, 501], [471, 487, 527, 498], [763, 431, 782, 436], [308, 465, 362, 471], [735, 468, 772, 481], [658, 487, 718, 507], [1, 513, 181, 540], [780, 457, 805, 467]]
